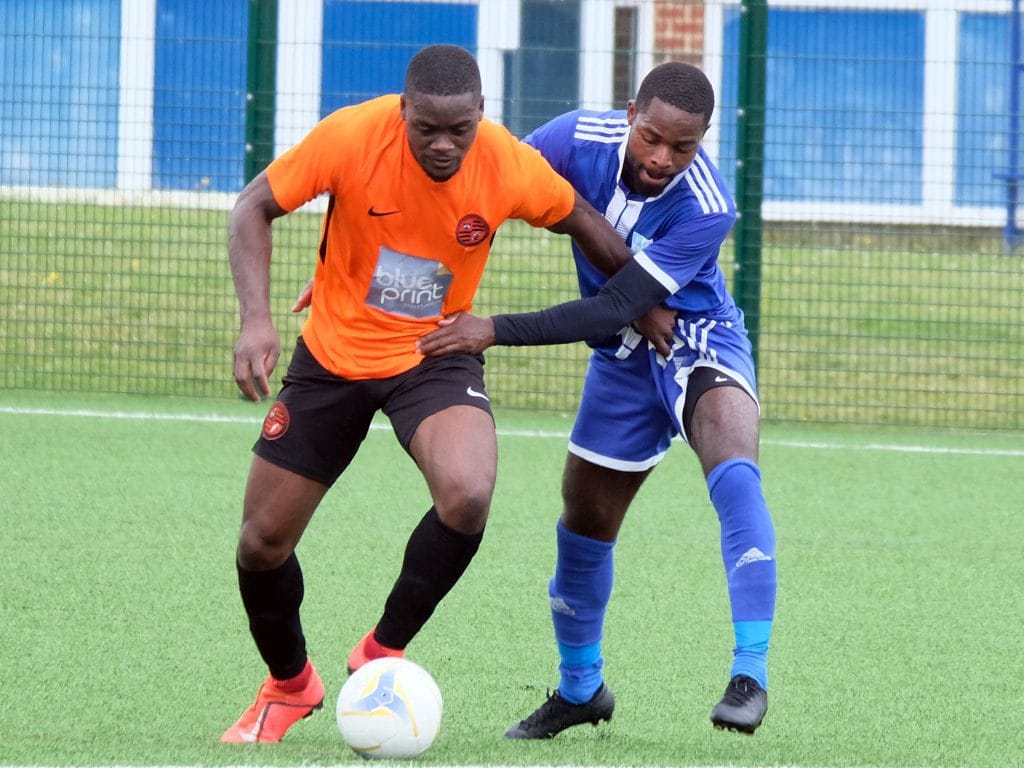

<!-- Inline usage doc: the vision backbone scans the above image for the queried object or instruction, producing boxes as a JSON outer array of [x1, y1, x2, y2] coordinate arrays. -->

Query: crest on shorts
[[456, 213, 490, 246], [262, 401, 290, 440]]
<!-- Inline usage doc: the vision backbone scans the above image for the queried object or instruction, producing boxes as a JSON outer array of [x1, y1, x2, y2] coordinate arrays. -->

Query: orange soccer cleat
[[346, 627, 405, 674], [221, 661, 325, 743]]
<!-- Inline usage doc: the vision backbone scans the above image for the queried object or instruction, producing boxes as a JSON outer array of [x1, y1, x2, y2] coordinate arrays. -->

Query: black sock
[[375, 507, 483, 649], [237, 553, 307, 680]]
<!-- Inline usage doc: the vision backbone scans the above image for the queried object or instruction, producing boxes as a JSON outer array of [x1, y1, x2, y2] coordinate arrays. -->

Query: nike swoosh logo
[[466, 386, 489, 401], [714, 376, 730, 383], [368, 207, 400, 217]]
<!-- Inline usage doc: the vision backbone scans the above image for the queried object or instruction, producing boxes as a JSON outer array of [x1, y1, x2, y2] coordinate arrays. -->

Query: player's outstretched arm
[[229, 172, 288, 402], [548, 190, 632, 275], [419, 259, 673, 356]]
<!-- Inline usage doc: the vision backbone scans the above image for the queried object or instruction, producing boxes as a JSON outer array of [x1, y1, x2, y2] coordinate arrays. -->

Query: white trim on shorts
[[567, 440, 670, 472]]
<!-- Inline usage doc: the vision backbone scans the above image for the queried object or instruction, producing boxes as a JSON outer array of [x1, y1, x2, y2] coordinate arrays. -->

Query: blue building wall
[[958, 13, 1015, 208], [719, 8, 925, 206], [0, 0, 1017, 212], [153, 0, 248, 192], [0, 0, 120, 188], [320, 0, 477, 115]]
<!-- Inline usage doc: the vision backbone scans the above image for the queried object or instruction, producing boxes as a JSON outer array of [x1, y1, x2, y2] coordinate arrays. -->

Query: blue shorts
[[569, 315, 759, 471]]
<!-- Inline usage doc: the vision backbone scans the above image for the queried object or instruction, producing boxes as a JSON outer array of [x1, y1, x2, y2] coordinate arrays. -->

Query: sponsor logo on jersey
[[366, 246, 453, 318]]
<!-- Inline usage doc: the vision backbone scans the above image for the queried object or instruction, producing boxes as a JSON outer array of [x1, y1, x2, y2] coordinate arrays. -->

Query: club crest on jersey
[[262, 401, 289, 440], [456, 213, 490, 246], [629, 231, 652, 255]]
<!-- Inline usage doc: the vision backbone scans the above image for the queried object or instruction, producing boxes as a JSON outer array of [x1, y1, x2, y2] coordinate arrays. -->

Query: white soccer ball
[[336, 657, 443, 759]]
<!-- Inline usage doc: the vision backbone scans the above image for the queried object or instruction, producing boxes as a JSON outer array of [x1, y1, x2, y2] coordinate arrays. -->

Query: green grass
[[2, 201, 1023, 429], [2, 390, 1023, 767]]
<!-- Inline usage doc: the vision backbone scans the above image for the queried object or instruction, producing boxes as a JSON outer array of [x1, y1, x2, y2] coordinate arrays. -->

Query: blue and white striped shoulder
[[574, 114, 629, 144], [684, 154, 731, 215]]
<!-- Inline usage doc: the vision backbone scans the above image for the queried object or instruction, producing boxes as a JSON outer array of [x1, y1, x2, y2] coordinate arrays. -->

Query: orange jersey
[[265, 95, 575, 379]]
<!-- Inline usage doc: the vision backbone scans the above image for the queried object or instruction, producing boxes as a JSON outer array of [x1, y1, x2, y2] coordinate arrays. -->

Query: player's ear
[[400, 94, 408, 120], [476, 95, 484, 121], [626, 99, 638, 124]]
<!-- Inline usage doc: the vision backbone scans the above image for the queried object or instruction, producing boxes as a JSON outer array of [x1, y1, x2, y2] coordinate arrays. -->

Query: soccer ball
[[336, 657, 443, 759]]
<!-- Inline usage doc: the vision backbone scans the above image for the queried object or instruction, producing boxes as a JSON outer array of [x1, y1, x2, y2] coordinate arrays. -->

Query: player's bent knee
[[435, 487, 492, 534], [237, 522, 297, 570]]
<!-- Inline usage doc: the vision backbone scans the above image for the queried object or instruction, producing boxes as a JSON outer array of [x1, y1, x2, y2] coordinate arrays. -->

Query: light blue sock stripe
[[735, 620, 772, 649], [557, 641, 601, 666], [731, 620, 771, 689]]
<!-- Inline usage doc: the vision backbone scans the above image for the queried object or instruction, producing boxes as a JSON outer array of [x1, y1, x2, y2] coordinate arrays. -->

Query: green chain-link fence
[[2, 0, 1022, 430]]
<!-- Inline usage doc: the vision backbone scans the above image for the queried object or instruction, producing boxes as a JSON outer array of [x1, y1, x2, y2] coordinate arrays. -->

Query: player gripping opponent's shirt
[[518, 109, 756, 464]]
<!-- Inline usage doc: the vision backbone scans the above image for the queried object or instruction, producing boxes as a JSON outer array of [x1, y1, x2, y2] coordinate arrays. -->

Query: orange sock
[[365, 630, 401, 658], [274, 659, 312, 692]]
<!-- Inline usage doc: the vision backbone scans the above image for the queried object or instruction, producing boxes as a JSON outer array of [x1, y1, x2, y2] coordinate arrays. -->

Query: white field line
[[0, 765, 915, 768], [1, 405, 1022, 457]]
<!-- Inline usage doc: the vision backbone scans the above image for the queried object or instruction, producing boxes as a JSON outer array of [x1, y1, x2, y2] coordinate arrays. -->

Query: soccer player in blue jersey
[[418, 62, 777, 737]]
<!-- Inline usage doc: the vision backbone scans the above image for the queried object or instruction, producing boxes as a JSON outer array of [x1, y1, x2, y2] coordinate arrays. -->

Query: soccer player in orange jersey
[[220, 44, 641, 744]]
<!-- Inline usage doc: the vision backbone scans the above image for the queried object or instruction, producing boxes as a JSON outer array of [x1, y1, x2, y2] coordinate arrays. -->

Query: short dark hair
[[635, 62, 714, 124], [404, 44, 481, 97]]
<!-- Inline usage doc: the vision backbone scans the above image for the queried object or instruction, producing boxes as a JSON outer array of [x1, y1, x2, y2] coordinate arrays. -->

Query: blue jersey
[[524, 109, 739, 321]]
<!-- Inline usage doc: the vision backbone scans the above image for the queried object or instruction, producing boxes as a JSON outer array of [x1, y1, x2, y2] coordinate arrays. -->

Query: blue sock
[[549, 522, 614, 703], [556, 642, 603, 704], [707, 458, 776, 690], [733, 621, 772, 688]]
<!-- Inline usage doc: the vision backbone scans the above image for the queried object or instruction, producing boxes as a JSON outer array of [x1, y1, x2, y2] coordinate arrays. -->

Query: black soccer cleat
[[505, 683, 615, 739], [710, 674, 767, 734]]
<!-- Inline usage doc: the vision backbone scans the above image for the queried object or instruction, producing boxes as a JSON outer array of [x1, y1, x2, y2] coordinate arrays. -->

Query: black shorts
[[253, 337, 494, 486]]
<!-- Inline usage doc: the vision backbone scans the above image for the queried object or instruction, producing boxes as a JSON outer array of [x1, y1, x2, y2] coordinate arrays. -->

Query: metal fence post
[[734, 0, 767, 366], [244, 0, 278, 183]]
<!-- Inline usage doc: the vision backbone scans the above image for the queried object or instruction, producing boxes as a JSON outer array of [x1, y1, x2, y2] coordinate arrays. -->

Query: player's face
[[402, 91, 484, 182], [623, 96, 708, 197]]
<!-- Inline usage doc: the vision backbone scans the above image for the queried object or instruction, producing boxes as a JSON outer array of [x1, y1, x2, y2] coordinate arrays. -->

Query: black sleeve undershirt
[[492, 258, 673, 346]]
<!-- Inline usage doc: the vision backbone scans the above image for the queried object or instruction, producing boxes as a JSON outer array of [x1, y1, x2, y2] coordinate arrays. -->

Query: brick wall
[[655, 0, 704, 64]]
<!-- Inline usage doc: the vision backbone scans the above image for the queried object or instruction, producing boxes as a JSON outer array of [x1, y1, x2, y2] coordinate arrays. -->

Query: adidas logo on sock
[[735, 547, 773, 569], [550, 596, 575, 616]]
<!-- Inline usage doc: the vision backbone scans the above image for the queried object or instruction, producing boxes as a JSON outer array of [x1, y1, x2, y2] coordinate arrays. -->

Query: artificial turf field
[[1, 390, 1022, 768]]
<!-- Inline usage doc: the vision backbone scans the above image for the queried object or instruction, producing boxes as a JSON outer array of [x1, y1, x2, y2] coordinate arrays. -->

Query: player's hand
[[233, 320, 281, 402], [634, 305, 677, 357], [292, 278, 314, 313], [417, 312, 496, 356]]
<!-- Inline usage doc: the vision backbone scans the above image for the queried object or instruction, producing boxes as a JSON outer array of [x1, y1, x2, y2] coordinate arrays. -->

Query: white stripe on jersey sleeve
[[574, 115, 628, 143], [578, 116, 628, 128], [693, 155, 729, 211], [574, 130, 628, 143], [634, 250, 681, 294], [685, 171, 714, 214], [685, 156, 727, 215]]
